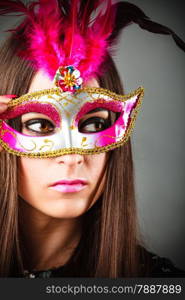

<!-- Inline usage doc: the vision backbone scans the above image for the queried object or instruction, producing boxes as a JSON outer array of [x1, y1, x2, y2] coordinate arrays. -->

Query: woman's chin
[[34, 198, 92, 219]]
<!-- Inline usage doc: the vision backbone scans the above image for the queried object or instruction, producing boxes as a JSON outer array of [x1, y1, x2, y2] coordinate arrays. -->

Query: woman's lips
[[49, 179, 87, 193]]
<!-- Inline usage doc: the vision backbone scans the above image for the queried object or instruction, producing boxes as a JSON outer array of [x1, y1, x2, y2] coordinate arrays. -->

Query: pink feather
[[0, 0, 117, 81]]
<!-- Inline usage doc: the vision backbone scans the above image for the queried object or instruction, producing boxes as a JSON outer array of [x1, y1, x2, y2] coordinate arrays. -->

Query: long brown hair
[[0, 35, 147, 277]]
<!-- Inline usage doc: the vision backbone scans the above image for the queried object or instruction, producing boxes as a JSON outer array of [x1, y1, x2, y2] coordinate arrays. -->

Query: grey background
[[0, 1, 185, 269], [114, 0, 185, 269]]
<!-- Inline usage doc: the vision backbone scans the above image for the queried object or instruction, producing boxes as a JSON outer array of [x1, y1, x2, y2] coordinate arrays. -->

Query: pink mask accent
[[0, 87, 144, 157]]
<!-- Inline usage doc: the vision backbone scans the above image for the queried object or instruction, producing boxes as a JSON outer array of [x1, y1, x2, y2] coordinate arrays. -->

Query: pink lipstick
[[49, 179, 87, 193]]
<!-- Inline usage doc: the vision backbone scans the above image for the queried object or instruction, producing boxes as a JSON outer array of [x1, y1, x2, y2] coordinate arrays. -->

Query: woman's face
[[18, 71, 108, 219]]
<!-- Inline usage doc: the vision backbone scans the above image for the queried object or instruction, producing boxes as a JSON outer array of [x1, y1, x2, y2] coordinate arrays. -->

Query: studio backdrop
[[0, 0, 185, 269]]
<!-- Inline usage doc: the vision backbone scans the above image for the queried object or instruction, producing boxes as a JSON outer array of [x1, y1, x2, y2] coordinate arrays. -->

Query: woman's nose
[[54, 154, 84, 165]]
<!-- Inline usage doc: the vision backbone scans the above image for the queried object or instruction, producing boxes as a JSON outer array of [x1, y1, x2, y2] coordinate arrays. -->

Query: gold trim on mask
[[8, 87, 143, 106], [18, 139, 37, 152], [39, 139, 55, 151], [0, 86, 144, 158]]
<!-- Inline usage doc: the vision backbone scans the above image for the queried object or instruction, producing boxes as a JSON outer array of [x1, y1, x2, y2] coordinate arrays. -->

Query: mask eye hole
[[78, 107, 119, 133], [6, 114, 56, 136], [7, 116, 22, 132], [20, 113, 56, 136], [2, 102, 61, 135], [23, 118, 55, 136]]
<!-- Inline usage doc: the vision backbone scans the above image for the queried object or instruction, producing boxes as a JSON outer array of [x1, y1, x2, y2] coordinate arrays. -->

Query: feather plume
[[108, 2, 185, 52], [0, 0, 117, 80], [80, 0, 101, 34], [0, 0, 34, 16], [0, 0, 184, 82]]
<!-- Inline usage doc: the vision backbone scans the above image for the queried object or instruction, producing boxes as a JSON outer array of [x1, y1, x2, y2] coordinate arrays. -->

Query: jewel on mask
[[54, 66, 83, 92]]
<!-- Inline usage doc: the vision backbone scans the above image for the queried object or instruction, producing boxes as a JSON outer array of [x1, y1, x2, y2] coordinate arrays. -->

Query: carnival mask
[[0, 86, 144, 158], [0, 0, 184, 157]]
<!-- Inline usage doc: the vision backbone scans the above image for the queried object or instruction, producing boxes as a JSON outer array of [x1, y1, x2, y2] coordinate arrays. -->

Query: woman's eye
[[23, 118, 55, 135], [79, 117, 111, 133]]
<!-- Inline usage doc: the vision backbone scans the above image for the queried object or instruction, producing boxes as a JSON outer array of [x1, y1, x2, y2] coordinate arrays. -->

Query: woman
[[0, 0, 184, 278]]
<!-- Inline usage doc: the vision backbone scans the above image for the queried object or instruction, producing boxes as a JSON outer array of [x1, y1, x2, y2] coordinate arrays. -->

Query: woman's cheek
[[86, 153, 108, 208], [17, 158, 47, 199]]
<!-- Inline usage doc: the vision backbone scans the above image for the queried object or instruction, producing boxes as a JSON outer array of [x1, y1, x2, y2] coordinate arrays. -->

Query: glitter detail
[[7, 87, 142, 107], [0, 102, 61, 127], [75, 99, 123, 127]]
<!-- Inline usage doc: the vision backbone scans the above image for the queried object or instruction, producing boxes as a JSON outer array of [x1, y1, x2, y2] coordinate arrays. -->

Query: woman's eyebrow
[[85, 108, 108, 115]]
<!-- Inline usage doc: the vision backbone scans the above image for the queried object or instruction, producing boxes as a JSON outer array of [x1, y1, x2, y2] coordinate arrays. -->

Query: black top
[[21, 249, 185, 278]]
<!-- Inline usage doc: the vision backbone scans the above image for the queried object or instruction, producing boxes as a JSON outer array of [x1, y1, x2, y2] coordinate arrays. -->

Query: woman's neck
[[19, 199, 82, 271]]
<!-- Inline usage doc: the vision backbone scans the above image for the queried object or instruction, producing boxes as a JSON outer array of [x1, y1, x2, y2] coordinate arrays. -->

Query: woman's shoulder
[[140, 247, 185, 277]]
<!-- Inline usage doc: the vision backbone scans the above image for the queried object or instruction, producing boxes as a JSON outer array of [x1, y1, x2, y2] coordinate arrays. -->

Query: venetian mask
[[0, 86, 144, 158]]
